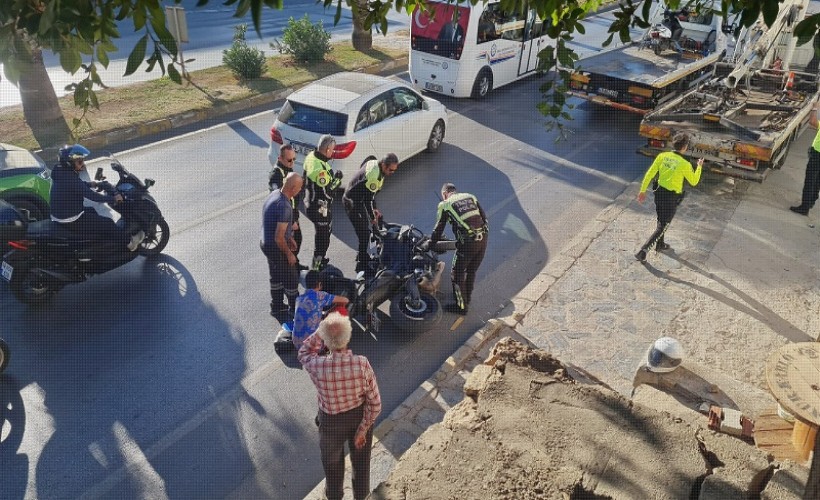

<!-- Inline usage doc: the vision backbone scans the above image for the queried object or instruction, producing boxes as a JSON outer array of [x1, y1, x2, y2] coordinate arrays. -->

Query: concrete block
[[463, 364, 498, 398], [761, 461, 809, 500], [517, 273, 557, 303]]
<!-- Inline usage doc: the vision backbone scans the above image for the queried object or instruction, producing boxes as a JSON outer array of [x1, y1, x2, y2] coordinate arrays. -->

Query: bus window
[[477, 11, 499, 44], [482, 3, 525, 42], [411, 3, 471, 60]]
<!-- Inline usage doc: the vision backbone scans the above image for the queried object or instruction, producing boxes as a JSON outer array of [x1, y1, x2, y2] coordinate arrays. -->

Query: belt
[[459, 227, 487, 242]]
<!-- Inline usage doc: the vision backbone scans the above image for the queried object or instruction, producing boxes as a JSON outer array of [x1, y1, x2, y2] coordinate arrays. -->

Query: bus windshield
[[411, 2, 471, 60]]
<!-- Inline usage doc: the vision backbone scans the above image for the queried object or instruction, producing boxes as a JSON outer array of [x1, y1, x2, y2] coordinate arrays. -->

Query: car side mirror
[[95, 167, 104, 181], [422, 100, 430, 111]]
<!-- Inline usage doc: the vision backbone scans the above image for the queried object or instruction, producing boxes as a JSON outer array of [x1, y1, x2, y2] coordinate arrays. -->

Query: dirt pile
[[371, 338, 807, 500]]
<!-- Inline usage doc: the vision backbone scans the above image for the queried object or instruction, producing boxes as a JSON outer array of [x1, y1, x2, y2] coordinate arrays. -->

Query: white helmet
[[646, 337, 684, 373]]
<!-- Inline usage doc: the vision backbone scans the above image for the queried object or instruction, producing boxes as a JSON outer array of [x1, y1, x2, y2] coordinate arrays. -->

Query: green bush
[[223, 24, 267, 80], [272, 15, 332, 63]]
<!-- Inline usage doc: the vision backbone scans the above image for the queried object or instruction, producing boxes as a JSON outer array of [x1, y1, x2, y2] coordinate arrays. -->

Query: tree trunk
[[15, 33, 72, 153], [351, 0, 373, 52]]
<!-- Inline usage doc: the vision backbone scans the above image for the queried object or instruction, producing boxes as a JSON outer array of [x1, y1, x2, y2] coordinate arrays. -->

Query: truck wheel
[[389, 292, 442, 334], [0, 339, 9, 373], [471, 70, 493, 99]]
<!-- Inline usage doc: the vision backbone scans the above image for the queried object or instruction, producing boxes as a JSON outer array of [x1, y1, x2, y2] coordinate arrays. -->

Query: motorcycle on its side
[[322, 222, 455, 337], [0, 155, 169, 305]]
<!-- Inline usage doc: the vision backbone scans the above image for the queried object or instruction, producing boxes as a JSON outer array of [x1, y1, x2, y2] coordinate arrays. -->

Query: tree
[[1, 0, 818, 150]]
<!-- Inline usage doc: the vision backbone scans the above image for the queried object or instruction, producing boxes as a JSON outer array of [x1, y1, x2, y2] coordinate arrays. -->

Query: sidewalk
[[306, 132, 820, 499]]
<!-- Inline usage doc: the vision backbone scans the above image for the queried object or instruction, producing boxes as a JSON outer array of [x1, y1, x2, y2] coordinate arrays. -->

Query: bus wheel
[[472, 70, 493, 99]]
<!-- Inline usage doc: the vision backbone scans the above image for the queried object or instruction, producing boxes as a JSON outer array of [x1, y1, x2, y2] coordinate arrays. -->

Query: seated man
[[50, 144, 144, 251]]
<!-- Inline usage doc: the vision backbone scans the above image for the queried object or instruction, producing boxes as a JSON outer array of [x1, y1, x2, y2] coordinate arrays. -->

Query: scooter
[[0, 155, 169, 305], [0, 338, 9, 373], [644, 10, 684, 55]]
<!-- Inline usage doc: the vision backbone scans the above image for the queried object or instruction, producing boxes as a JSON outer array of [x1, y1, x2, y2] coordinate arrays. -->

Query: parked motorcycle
[[322, 222, 455, 336], [0, 156, 169, 305], [0, 338, 9, 373], [645, 9, 684, 55]]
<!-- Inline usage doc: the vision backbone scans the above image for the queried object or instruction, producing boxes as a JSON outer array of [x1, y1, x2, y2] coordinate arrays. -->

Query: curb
[[304, 183, 637, 499], [77, 55, 409, 153]]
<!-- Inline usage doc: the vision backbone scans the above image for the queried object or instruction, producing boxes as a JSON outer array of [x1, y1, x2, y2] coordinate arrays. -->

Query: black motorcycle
[[0, 338, 8, 373], [0, 156, 169, 305], [323, 222, 455, 336]]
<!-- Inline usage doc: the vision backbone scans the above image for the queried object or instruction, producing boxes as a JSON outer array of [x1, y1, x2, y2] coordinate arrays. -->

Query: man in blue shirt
[[261, 172, 304, 318], [50, 144, 144, 251]]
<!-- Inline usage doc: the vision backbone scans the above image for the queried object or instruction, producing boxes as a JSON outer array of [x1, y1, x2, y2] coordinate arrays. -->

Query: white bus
[[409, 0, 553, 98]]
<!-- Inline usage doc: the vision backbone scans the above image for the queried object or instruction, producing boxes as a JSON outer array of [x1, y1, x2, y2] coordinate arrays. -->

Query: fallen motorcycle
[[0, 155, 169, 305], [321, 222, 455, 337], [0, 338, 8, 373]]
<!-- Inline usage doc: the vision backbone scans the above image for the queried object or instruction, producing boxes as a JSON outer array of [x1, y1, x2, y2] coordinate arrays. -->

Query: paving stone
[[414, 407, 445, 430]]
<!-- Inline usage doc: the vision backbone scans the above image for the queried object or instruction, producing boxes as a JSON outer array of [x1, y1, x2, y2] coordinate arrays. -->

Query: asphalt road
[[0, 7, 652, 500]]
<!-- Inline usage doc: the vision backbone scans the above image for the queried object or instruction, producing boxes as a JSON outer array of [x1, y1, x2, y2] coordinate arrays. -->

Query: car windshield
[[0, 148, 46, 171], [278, 101, 348, 136]]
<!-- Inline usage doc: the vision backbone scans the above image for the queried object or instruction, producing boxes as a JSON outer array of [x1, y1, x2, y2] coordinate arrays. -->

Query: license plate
[[1, 261, 12, 282], [291, 143, 313, 156], [425, 82, 443, 92]]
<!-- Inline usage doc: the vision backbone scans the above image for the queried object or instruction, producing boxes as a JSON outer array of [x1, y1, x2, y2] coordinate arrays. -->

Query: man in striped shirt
[[298, 311, 382, 500]]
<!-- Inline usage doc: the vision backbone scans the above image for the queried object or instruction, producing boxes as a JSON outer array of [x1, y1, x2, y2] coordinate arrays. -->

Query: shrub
[[223, 24, 267, 80], [272, 15, 332, 63]]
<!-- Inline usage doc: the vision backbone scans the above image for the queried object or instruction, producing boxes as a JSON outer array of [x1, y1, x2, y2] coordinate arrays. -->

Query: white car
[[267, 72, 448, 178]]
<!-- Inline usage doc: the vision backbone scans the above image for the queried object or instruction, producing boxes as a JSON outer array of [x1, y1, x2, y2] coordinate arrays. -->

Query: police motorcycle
[[0, 155, 169, 306], [322, 222, 455, 337], [0, 338, 9, 373]]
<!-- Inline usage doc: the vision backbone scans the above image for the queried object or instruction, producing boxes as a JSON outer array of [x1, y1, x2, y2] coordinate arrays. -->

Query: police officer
[[430, 183, 489, 315], [304, 134, 343, 271], [342, 153, 399, 273], [269, 143, 304, 257]]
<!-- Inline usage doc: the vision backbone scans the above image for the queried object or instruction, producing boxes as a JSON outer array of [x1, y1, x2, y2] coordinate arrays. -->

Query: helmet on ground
[[646, 337, 684, 373], [58, 144, 90, 166]]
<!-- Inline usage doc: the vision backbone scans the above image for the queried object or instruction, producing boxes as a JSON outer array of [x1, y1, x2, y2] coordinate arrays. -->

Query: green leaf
[[60, 48, 82, 74], [168, 63, 182, 84], [97, 46, 110, 68], [74, 84, 88, 107], [762, 0, 778, 27], [335, 0, 342, 26], [89, 88, 100, 109], [124, 35, 148, 76]]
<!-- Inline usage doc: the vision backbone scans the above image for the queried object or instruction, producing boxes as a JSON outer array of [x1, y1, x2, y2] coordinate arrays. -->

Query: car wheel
[[427, 120, 445, 153], [472, 70, 493, 99], [4, 198, 45, 222]]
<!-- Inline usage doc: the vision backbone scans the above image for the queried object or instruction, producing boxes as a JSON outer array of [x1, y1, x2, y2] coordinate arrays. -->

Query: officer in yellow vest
[[342, 153, 400, 273], [635, 132, 703, 262], [430, 183, 489, 315], [790, 100, 820, 216], [304, 134, 344, 271]]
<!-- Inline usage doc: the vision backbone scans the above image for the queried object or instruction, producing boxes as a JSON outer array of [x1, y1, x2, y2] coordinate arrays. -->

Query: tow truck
[[638, 0, 819, 181]]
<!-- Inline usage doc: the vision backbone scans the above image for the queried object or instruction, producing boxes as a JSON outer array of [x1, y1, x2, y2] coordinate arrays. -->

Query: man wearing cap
[[430, 183, 489, 315], [342, 153, 400, 273]]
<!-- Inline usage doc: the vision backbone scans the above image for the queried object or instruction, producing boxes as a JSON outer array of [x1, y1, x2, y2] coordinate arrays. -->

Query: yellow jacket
[[639, 151, 702, 194]]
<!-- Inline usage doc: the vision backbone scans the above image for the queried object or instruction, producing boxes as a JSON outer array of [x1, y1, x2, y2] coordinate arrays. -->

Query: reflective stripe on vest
[[364, 160, 384, 193]]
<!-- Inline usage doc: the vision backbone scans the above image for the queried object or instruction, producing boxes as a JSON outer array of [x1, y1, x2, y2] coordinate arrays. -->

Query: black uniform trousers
[[306, 203, 332, 259], [798, 148, 820, 210], [343, 201, 373, 272], [318, 404, 373, 500], [64, 211, 130, 247], [641, 186, 682, 252], [452, 234, 488, 308], [260, 242, 299, 313]]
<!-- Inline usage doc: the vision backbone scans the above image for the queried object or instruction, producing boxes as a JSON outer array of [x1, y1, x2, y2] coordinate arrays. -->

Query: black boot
[[790, 205, 810, 216]]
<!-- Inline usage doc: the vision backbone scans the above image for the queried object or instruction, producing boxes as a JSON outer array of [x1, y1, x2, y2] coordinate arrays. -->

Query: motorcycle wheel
[[139, 218, 170, 256], [0, 339, 9, 373], [10, 268, 61, 306], [389, 291, 442, 335]]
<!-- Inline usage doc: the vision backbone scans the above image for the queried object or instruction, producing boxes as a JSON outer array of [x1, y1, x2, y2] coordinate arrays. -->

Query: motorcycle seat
[[27, 220, 100, 244]]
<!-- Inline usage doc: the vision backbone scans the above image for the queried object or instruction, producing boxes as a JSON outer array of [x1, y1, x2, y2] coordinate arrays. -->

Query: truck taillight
[[332, 141, 357, 159], [270, 127, 283, 145], [649, 139, 666, 148], [738, 158, 756, 168]]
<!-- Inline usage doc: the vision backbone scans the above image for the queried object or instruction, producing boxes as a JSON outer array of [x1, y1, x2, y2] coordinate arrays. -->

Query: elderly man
[[298, 312, 382, 500]]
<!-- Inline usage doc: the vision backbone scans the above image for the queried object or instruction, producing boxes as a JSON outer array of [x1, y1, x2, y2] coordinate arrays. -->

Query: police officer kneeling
[[430, 183, 488, 315], [342, 153, 399, 274]]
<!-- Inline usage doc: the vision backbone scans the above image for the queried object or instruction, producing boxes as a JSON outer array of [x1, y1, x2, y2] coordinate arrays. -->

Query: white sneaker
[[127, 230, 146, 252]]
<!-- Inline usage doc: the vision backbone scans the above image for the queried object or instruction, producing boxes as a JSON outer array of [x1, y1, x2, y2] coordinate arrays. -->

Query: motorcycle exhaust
[[419, 261, 445, 294]]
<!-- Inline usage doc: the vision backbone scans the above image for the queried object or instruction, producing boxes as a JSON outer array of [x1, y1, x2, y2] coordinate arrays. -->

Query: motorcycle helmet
[[58, 144, 90, 166], [646, 337, 684, 373]]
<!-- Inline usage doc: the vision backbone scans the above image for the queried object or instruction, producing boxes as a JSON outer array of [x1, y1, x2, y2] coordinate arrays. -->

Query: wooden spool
[[765, 343, 820, 462]]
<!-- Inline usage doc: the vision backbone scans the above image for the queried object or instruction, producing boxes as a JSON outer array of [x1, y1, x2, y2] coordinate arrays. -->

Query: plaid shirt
[[298, 333, 382, 435]]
